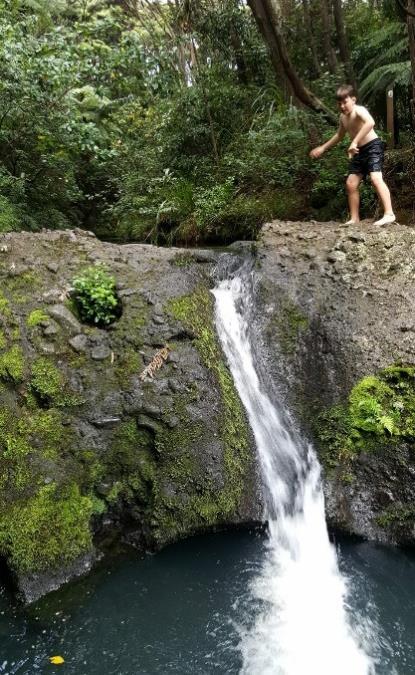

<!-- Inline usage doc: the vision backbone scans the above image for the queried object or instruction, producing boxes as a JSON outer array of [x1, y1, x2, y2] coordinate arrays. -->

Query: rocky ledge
[[0, 229, 261, 603], [2, 219, 415, 603], [256, 219, 415, 547]]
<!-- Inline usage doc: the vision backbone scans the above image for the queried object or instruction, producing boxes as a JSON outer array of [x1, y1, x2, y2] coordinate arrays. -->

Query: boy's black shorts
[[348, 138, 385, 178]]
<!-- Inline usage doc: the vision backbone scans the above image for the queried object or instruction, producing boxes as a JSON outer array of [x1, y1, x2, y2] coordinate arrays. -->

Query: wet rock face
[[0, 230, 261, 603], [256, 219, 415, 546]]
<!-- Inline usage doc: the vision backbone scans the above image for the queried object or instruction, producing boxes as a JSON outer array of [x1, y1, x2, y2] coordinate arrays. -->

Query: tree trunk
[[320, 0, 337, 73], [247, 0, 337, 122], [408, 0, 415, 127], [248, 0, 294, 97], [230, 27, 249, 84], [302, 0, 322, 78], [332, 0, 355, 86]]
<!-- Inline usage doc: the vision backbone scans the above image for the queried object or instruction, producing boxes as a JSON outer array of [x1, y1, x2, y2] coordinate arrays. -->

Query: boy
[[309, 84, 395, 226]]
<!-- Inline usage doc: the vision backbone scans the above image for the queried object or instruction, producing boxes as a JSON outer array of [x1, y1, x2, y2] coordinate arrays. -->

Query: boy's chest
[[342, 112, 363, 137]]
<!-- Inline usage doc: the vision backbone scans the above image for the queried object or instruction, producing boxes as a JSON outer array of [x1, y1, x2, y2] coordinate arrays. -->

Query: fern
[[360, 62, 411, 97], [359, 39, 408, 80], [355, 19, 410, 98], [379, 415, 396, 435]]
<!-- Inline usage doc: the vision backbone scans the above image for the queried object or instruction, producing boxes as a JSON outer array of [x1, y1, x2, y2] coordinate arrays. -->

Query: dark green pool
[[0, 531, 414, 674]]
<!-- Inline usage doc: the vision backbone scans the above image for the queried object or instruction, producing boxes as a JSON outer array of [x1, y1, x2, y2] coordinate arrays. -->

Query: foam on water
[[213, 273, 377, 675]]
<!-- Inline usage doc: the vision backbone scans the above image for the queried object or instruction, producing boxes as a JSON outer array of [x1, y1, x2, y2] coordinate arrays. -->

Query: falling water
[[212, 270, 377, 675]]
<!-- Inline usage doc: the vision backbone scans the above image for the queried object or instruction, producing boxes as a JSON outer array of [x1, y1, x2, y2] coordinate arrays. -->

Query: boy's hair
[[336, 84, 357, 101]]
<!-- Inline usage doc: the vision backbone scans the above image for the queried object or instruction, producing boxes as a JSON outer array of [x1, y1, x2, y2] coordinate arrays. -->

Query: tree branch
[[396, 0, 415, 18]]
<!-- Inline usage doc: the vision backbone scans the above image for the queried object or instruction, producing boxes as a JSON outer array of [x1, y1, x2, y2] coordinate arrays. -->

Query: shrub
[[72, 265, 121, 326]]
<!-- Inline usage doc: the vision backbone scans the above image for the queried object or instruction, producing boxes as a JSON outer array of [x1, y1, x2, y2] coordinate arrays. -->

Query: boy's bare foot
[[342, 219, 360, 226], [374, 213, 396, 226]]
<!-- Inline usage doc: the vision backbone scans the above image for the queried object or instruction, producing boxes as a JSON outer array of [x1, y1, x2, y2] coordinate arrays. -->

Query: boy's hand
[[309, 146, 324, 159], [347, 142, 359, 159]]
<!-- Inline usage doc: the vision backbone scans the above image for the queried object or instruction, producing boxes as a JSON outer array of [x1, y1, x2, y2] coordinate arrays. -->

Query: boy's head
[[336, 84, 357, 115]]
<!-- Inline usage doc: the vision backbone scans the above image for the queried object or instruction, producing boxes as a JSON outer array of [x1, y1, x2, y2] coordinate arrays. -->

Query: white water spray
[[212, 273, 376, 675]]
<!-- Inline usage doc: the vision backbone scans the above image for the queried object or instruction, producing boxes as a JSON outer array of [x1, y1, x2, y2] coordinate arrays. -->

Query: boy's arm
[[309, 120, 345, 158]]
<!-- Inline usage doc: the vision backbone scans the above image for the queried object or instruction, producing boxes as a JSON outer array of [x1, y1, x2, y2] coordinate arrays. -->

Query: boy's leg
[[345, 173, 362, 223], [370, 172, 395, 225]]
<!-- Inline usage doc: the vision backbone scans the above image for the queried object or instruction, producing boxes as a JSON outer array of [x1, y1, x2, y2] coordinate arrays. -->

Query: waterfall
[[212, 270, 376, 675]]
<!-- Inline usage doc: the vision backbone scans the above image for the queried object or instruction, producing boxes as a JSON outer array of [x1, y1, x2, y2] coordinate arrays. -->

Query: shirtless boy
[[310, 84, 395, 226]]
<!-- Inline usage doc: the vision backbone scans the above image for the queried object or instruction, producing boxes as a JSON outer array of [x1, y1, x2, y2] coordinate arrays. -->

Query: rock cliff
[[0, 229, 261, 603], [256, 219, 415, 547], [2, 219, 415, 603]]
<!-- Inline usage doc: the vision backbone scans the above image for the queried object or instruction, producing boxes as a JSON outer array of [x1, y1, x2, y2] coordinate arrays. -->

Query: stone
[[91, 417, 121, 428], [8, 263, 29, 277], [49, 304, 81, 334], [168, 378, 184, 393], [297, 232, 317, 240], [47, 262, 59, 273], [348, 233, 366, 243], [38, 341, 56, 354], [61, 230, 77, 242], [327, 250, 346, 263], [69, 334, 88, 352], [43, 324, 59, 336], [119, 288, 137, 297], [42, 289, 64, 304], [142, 404, 161, 417], [91, 345, 111, 360]]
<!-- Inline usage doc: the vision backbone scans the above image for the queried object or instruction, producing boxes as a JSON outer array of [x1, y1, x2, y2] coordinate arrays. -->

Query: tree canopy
[[0, 0, 413, 243]]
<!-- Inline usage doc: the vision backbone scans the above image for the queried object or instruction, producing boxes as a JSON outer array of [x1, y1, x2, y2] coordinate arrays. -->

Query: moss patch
[[30, 358, 63, 403], [105, 420, 155, 505], [170, 252, 194, 268], [27, 309, 49, 327], [376, 502, 415, 530], [153, 286, 252, 543], [0, 483, 92, 574], [30, 357, 83, 407], [0, 405, 71, 499], [0, 345, 25, 382], [315, 364, 415, 473], [0, 290, 11, 318], [268, 297, 308, 355], [0, 329, 6, 349], [0, 398, 93, 576]]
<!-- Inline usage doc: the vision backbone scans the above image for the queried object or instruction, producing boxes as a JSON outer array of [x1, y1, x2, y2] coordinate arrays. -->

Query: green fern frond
[[379, 415, 396, 435], [357, 21, 405, 52], [360, 39, 408, 80], [360, 61, 411, 97]]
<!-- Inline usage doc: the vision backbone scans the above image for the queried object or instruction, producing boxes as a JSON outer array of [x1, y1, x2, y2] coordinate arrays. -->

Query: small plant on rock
[[72, 265, 121, 326]]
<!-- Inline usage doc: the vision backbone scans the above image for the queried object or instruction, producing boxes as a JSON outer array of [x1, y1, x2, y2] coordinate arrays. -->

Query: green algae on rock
[[158, 287, 253, 543], [0, 483, 93, 574], [26, 309, 49, 327], [0, 345, 25, 382], [266, 296, 309, 356]]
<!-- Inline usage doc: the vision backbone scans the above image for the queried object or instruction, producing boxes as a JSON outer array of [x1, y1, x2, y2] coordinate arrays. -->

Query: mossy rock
[[0, 345, 25, 383], [0, 483, 93, 574], [151, 286, 253, 544], [267, 296, 309, 356], [315, 363, 415, 473]]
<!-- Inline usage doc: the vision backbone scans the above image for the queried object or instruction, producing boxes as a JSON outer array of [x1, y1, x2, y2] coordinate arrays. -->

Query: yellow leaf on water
[[49, 655, 65, 665]]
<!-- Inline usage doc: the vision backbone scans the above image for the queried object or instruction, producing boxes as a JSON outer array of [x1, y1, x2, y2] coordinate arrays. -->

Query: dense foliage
[[0, 0, 413, 244]]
